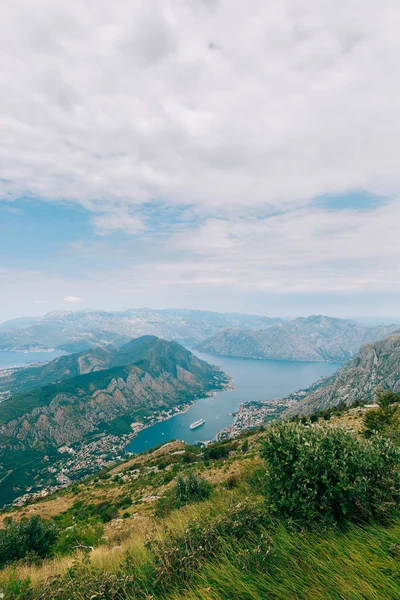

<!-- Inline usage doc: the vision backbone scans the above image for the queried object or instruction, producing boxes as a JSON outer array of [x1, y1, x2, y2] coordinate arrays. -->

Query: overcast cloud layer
[[1, 0, 400, 319]]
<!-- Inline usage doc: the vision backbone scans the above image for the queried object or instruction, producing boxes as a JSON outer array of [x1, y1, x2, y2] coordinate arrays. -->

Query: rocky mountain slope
[[286, 332, 400, 416], [196, 315, 398, 363], [0, 336, 227, 447], [0, 309, 280, 351], [0, 337, 228, 505]]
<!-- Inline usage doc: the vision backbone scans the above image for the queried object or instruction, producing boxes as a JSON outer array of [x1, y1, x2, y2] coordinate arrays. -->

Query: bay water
[[126, 351, 340, 454], [0, 350, 65, 369]]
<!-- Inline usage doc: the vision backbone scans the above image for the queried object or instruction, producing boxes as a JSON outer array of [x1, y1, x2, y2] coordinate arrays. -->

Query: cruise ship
[[189, 419, 205, 430]]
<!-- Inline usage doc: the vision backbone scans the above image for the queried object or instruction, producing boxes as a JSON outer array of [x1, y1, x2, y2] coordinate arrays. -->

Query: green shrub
[[204, 441, 231, 460], [53, 518, 104, 555], [39, 562, 139, 600], [162, 471, 174, 484], [174, 473, 212, 505], [224, 474, 239, 489], [261, 422, 400, 524], [116, 496, 132, 509], [182, 451, 196, 463], [363, 390, 400, 443], [64, 499, 118, 524], [0, 572, 34, 600], [0, 516, 58, 569], [376, 389, 400, 408], [155, 473, 212, 516]]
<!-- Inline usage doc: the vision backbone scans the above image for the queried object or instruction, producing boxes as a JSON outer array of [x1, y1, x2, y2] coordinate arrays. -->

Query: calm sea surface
[[126, 351, 340, 454], [0, 350, 65, 368]]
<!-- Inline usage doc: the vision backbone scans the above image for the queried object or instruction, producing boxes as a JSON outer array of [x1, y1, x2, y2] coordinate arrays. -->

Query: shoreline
[[6, 376, 233, 508], [124, 375, 234, 452]]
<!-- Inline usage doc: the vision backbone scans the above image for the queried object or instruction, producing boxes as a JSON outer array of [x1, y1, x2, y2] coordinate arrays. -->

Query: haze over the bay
[[1, 0, 400, 320]]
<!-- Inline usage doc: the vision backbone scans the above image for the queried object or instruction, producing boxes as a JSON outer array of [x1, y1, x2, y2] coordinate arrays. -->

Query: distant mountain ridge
[[286, 332, 400, 416], [196, 315, 399, 363], [0, 309, 281, 351]]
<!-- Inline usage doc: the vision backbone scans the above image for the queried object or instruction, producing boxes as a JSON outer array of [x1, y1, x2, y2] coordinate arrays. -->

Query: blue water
[[0, 350, 65, 368], [126, 351, 340, 454]]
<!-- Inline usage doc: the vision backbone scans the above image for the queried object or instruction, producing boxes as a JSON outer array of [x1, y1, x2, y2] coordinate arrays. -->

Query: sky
[[1, 0, 400, 322]]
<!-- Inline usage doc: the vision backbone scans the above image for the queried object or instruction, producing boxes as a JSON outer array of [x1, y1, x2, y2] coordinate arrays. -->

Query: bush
[[376, 389, 400, 408], [39, 562, 139, 600], [54, 518, 104, 555], [0, 516, 58, 568], [261, 422, 400, 524], [204, 441, 231, 460], [182, 451, 196, 463], [155, 473, 212, 516], [0, 572, 34, 600], [174, 473, 212, 505], [364, 390, 400, 443]]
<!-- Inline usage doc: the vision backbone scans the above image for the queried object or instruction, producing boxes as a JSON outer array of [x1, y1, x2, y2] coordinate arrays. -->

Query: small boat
[[189, 419, 205, 430]]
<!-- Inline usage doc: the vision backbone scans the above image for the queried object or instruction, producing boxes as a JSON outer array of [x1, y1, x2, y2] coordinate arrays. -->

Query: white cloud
[[92, 209, 145, 235], [1, 0, 400, 220], [64, 296, 83, 302], [1, 0, 400, 319]]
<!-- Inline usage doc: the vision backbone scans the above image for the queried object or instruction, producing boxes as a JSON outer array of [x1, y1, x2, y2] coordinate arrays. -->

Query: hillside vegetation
[[0, 397, 399, 600]]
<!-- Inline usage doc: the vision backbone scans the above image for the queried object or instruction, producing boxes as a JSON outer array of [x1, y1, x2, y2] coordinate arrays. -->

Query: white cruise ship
[[189, 419, 205, 430]]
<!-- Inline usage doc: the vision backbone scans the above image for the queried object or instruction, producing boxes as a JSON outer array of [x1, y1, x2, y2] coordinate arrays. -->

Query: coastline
[[125, 375, 234, 452], [7, 376, 233, 508]]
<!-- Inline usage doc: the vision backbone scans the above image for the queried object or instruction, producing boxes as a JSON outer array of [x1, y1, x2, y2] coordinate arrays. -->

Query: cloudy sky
[[1, 0, 400, 321]]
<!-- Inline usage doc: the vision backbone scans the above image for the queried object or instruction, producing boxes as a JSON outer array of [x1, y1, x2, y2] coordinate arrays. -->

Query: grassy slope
[[0, 409, 399, 599]]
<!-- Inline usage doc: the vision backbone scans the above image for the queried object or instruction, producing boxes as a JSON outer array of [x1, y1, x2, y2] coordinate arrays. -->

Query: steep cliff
[[286, 332, 400, 416]]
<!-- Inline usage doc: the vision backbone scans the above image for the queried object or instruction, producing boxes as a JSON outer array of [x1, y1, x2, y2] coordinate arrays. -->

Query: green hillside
[[0, 399, 399, 600]]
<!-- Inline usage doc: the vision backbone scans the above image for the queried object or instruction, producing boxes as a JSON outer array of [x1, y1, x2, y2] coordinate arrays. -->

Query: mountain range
[[0, 336, 228, 505], [0, 309, 280, 352], [196, 315, 399, 363], [286, 332, 400, 416]]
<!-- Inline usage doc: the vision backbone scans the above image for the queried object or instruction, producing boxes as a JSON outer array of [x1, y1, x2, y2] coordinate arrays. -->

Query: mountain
[[196, 315, 399, 363], [0, 336, 228, 505], [0, 322, 128, 353], [0, 309, 281, 351], [0, 345, 116, 396], [286, 332, 400, 416]]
